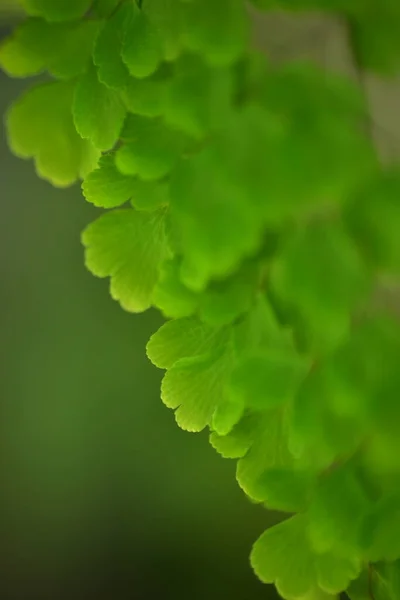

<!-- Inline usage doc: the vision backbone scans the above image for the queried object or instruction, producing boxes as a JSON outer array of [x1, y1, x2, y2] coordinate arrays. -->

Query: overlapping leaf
[[20, 0, 92, 21], [121, 1, 163, 78], [142, 0, 185, 61], [73, 63, 127, 151], [147, 317, 219, 370], [360, 496, 400, 562], [6, 80, 99, 186], [307, 462, 372, 556], [344, 168, 400, 274], [82, 207, 170, 312], [152, 256, 260, 325], [148, 316, 239, 433], [347, 562, 400, 600], [0, 17, 100, 78], [168, 104, 284, 291], [270, 220, 372, 352], [121, 63, 172, 117], [93, 1, 132, 88], [163, 53, 235, 138], [82, 153, 171, 210], [116, 114, 187, 180], [251, 514, 360, 599], [92, 0, 120, 18], [182, 0, 249, 66]]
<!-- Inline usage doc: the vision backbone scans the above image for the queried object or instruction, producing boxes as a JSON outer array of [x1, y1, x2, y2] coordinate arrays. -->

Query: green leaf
[[348, 562, 400, 600], [121, 64, 172, 117], [121, 1, 163, 78], [257, 468, 316, 513], [129, 179, 170, 211], [214, 408, 316, 511], [169, 106, 279, 291], [251, 514, 360, 599], [73, 63, 127, 151], [229, 348, 309, 411], [82, 153, 170, 209], [92, 0, 120, 18], [93, 1, 132, 88], [82, 153, 138, 208], [82, 207, 170, 312], [116, 114, 186, 180], [198, 261, 259, 326], [142, 0, 185, 61], [325, 315, 400, 429], [161, 328, 236, 432], [361, 496, 400, 562], [164, 53, 234, 139], [235, 411, 296, 503], [232, 293, 295, 358], [210, 411, 257, 459], [6, 80, 99, 187], [307, 462, 372, 556], [288, 364, 366, 472], [182, 0, 249, 66], [255, 64, 376, 213], [270, 220, 372, 353], [344, 168, 400, 273], [152, 257, 200, 319], [153, 255, 260, 324], [20, 0, 92, 21], [146, 317, 219, 370], [0, 17, 100, 78]]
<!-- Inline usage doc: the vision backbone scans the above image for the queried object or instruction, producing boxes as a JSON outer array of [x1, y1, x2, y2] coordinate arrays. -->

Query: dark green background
[[0, 18, 278, 600]]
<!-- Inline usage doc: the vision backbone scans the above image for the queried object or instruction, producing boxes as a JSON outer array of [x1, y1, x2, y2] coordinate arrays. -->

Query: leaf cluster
[[2, 2, 400, 600]]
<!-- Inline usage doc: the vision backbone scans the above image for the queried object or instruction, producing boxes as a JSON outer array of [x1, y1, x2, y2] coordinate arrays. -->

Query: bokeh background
[[0, 7, 278, 599]]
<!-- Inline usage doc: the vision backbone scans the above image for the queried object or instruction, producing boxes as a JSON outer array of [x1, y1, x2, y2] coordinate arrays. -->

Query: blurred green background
[[0, 11, 278, 600]]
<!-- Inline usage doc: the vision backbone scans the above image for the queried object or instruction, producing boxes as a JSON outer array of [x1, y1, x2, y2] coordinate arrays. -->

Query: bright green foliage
[[82, 208, 170, 312], [270, 221, 372, 353], [121, 64, 172, 117], [20, 0, 92, 21], [325, 315, 400, 431], [345, 169, 400, 273], [0, 17, 100, 78], [82, 153, 139, 208], [152, 257, 199, 319], [360, 496, 400, 562], [92, 0, 120, 18], [82, 153, 170, 210], [6, 81, 99, 186], [116, 114, 187, 179], [169, 104, 284, 291], [307, 462, 372, 556], [161, 330, 237, 432], [182, 0, 249, 66], [142, 0, 185, 62], [121, 1, 163, 78], [4, 1, 400, 600], [251, 514, 360, 598], [152, 256, 259, 324], [148, 316, 240, 433], [129, 179, 170, 211], [229, 348, 308, 411], [164, 54, 235, 138], [146, 317, 219, 370], [73, 63, 127, 151], [347, 562, 400, 600], [256, 63, 377, 211], [93, 1, 132, 88]]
